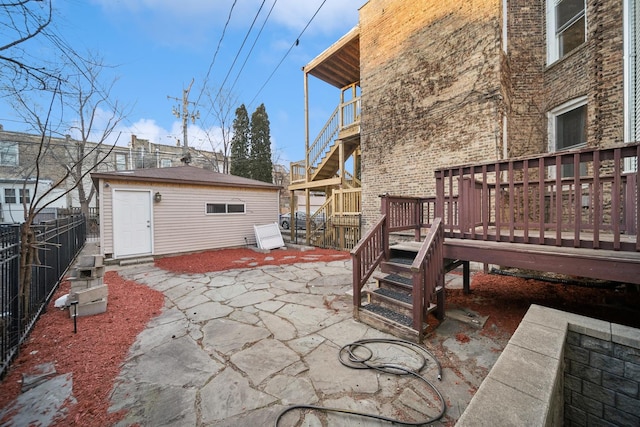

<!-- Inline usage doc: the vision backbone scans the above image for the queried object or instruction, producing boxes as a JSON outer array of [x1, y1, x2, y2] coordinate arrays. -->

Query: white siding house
[[91, 166, 281, 260]]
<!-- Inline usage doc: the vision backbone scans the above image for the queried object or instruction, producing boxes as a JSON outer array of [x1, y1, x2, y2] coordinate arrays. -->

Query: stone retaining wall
[[565, 330, 640, 425], [456, 304, 640, 426]]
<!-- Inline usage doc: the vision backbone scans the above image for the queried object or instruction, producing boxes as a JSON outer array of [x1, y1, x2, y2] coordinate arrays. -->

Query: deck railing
[[350, 216, 387, 307], [290, 95, 361, 185], [435, 143, 639, 251], [409, 218, 444, 330]]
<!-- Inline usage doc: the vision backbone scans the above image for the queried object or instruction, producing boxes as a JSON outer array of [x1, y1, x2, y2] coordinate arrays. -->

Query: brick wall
[[359, 0, 503, 227], [564, 331, 640, 426], [357, 0, 626, 230]]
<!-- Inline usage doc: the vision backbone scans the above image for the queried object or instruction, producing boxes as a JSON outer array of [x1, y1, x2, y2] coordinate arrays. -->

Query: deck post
[[463, 261, 470, 294]]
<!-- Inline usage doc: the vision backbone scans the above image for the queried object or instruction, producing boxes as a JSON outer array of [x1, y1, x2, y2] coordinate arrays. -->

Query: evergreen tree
[[229, 104, 251, 178], [249, 103, 273, 183]]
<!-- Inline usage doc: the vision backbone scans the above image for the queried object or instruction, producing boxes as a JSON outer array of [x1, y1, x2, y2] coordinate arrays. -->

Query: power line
[[193, 0, 239, 110], [228, 0, 278, 96], [212, 0, 267, 107], [249, 0, 328, 108]]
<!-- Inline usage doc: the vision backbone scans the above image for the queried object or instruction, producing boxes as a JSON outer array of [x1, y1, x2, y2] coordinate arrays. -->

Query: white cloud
[[90, 0, 359, 46]]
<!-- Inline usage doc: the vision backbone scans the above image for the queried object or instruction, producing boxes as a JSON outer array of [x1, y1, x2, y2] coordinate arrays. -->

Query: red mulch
[[447, 272, 640, 336], [0, 271, 164, 426], [154, 247, 351, 274]]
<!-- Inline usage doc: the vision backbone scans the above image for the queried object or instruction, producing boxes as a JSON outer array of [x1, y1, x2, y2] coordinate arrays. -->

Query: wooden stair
[[357, 243, 445, 342]]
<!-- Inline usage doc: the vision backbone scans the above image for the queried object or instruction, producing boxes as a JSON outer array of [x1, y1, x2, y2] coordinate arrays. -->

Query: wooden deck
[[351, 143, 639, 339], [394, 238, 640, 285]]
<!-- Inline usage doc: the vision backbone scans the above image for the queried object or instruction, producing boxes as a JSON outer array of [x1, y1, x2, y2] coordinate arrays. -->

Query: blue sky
[[0, 0, 362, 166]]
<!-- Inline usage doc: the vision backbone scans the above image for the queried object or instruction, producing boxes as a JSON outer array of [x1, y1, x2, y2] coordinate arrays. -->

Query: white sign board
[[254, 223, 285, 250]]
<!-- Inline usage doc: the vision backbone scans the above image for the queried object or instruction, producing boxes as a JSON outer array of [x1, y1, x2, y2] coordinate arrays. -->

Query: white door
[[113, 189, 152, 258]]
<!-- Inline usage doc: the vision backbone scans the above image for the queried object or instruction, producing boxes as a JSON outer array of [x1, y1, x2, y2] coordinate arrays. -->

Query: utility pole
[[168, 78, 199, 164]]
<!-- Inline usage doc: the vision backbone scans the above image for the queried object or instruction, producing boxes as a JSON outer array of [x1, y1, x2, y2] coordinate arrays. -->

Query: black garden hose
[[274, 338, 446, 426]]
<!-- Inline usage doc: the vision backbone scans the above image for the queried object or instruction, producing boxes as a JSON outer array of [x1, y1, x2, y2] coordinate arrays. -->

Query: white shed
[[91, 166, 281, 260]]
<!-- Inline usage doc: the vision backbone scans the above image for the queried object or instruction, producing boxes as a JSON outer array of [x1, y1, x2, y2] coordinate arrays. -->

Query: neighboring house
[[0, 178, 67, 223], [91, 166, 281, 260], [0, 126, 226, 222], [290, 0, 638, 241]]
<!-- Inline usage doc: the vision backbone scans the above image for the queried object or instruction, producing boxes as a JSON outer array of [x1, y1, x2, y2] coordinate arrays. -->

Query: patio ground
[[1, 244, 638, 426]]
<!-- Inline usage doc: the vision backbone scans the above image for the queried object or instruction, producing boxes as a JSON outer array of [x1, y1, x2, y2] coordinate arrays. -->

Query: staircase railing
[[351, 215, 387, 308], [309, 106, 340, 171], [410, 218, 444, 330]]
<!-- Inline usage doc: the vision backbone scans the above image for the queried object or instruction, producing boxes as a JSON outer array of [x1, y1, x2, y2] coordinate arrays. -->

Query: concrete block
[[92, 255, 104, 267], [487, 343, 561, 402], [69, 276, 103, 292], [76, 255, 95, 267], [69, 285, 108, 305], [69, 299, 107, 317], [590, 352, 624, 376], [75, 266, 105, 279]]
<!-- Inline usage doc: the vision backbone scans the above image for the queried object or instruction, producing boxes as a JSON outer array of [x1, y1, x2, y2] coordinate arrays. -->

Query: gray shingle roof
[[91, 166, 280, 190]]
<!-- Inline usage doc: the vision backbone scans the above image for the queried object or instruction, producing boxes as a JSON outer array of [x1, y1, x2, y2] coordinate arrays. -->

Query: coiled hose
[[274, 338, 446, 426]]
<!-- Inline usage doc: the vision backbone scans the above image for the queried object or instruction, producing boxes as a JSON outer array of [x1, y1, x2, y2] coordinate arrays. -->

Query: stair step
[[381, 257, 414, 274], [388, 256, 413, 265], [361, 303, 412, 327], [373, 272, 413, 291], [371, 287, 412, 305]]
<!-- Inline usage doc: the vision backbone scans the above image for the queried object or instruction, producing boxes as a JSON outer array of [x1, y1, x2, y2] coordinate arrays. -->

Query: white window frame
[[19, 188, 30, 204], [624, 0, 639, 172], [205, 202, 246, 215], [115, 153, 127, 171], [547, 96, 588, 178], [546, 0, 587, 65], [160, 158, 172, 168], [0, 142, 19, 166], [4, 188, 16, 204]]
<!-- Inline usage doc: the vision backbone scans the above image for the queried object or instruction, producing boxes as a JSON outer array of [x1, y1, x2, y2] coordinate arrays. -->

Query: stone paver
[[47, 250, 504, 426], [100, 256, 507, 426]]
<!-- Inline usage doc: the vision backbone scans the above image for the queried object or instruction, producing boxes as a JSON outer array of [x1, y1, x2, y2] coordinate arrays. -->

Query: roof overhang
[[303, 26, 360, 89]]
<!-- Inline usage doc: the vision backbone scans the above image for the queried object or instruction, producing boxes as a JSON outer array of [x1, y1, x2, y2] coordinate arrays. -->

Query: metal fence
[[1, 215, 86, 378]]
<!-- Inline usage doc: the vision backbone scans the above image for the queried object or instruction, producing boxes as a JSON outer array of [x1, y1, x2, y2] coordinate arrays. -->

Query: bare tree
[[200, 86, 238, 174], [14, 84, 118, 323], [1, 3, 126, 321], [0, 0, 61, 91]]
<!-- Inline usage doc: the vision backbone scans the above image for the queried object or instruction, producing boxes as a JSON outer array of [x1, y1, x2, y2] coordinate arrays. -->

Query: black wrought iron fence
[[1, 215, 86, 379]]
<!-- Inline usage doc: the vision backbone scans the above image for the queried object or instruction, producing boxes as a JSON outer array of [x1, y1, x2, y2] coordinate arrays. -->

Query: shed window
[[206, 203, 245, 214]]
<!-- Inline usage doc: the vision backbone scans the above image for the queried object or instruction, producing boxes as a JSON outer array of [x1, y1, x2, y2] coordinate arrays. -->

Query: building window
[[547, 0, 586, 64], [623, 0, 638, 172], [4, 188, 16, 204], [0, 142, 19, 166], [19, 189, 30, 204], [548, 97, 588, 177], [205, 203, 245, 214], [160, 159, 172, 168], [115, 153, 127, 170]]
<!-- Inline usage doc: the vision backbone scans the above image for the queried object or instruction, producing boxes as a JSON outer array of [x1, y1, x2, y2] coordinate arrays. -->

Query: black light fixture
[[154, 192, 162, 202]]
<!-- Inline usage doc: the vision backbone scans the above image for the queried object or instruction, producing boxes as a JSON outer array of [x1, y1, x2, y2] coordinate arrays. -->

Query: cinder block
[[69, 277, 103, 292], [76, 255, 96, 267], [76, 266, 105, 279], [69, 284, 108, 305], [92, 255, 104, 267], [69, 299, 107, 317]]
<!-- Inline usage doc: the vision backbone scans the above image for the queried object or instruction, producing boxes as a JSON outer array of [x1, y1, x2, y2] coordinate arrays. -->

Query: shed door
[[113, 189, 152, 258]]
